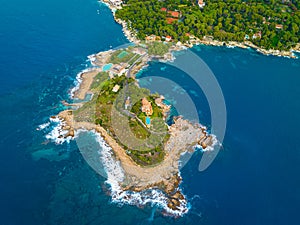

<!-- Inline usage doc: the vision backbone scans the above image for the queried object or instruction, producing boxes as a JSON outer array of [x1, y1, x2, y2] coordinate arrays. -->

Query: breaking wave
[[197, 134, 220, 152], [93, 131, 190, 217], [37, 122, 50, 130], [69, 68, 90, 99], [45, 117, 73, 144]]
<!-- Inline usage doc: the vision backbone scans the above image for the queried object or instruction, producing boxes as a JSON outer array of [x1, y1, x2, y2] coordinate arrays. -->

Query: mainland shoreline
[[102, 0, 300, 59]]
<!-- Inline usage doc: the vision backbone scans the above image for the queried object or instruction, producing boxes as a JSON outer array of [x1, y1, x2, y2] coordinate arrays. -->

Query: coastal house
[[252, 31, 262, 39], [111, 64, 126, 76], [165, 36, 172, 42], [166, 18, 178, 24], [145, 34, 158, 42], [168, 11, 181, 18], [141, 97, 153, 116], [161, 8, 181, 24], [198, 0, 205, 8]]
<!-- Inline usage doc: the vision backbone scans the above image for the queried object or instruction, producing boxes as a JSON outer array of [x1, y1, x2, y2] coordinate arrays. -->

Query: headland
[[50, 43, 217, 216]]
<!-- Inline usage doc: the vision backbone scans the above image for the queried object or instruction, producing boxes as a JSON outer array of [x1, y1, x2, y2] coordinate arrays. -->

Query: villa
[[111, 64, 127, 76], [166, 18, 177, 24], [252, 31, 262, 39], [141, 97, 153, 116], [168, 11, 181, 18], [161, 8, 182, 24]]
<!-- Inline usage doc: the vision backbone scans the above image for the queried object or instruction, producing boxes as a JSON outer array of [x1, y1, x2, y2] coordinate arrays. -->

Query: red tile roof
[[161, 7, 167, 12], [166, 17, 177, 24], [168, 11, 180, 18]]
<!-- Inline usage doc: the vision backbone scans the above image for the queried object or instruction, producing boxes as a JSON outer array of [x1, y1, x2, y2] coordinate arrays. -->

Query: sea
[[0, 0, 300, 224]]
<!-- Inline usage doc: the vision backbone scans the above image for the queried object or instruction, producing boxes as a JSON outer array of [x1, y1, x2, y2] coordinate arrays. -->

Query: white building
[[198, 0, 205, 8]]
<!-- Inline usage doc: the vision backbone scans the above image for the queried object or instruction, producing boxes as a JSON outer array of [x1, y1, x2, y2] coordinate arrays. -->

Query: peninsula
[[52, 43, 217, 215]]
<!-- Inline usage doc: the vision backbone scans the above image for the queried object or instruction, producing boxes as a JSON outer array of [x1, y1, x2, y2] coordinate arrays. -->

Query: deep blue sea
[[1, 0, 300, 224]]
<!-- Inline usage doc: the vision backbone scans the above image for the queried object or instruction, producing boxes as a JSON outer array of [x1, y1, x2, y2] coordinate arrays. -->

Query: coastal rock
[[63, 125, 71, 130], [201, 142, 207, 149], [67, 129, 75, 138]]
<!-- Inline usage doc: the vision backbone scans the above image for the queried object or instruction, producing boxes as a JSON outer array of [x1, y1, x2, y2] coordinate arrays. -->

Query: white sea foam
[[69, 67, 96, 99], [197, 134, 220, 152], [45, 117, 73, 144], [37, 122, 50, 130], [226, 45, 236, 49], [88, 54, 97, 66], [69, 63, 96, 99], [93, 131, 189, 217]]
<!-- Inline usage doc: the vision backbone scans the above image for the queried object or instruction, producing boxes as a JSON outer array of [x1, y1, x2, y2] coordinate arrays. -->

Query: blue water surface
[[1, 0, 300, 224], [0, 0, 127, 224], [137, 47, 300, 224]]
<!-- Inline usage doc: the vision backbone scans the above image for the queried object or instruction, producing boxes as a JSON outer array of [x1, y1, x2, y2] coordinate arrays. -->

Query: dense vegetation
[[116, 0, 300, 50]]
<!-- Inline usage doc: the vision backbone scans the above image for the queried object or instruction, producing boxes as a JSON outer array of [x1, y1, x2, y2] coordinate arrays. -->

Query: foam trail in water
[[37, 122, 50, 130]]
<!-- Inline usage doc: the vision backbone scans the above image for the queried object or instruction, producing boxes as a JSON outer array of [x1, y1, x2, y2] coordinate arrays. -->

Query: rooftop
[[112, 84, 120, 92]]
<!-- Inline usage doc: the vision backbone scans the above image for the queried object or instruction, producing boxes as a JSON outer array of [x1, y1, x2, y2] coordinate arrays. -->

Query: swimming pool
[[146, 116, 151, 125], [102, 63, 112, 71]]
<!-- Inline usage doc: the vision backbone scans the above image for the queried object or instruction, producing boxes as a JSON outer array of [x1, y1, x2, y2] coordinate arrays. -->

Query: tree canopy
[[116, 0, 300, 50]]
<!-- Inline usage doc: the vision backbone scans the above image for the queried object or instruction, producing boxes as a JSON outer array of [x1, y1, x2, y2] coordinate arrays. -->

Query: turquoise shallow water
[[1, 0, 300, 224]]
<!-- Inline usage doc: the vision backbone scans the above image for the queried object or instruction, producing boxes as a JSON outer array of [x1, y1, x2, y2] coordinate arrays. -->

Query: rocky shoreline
[[53, 108, 216, 214]]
